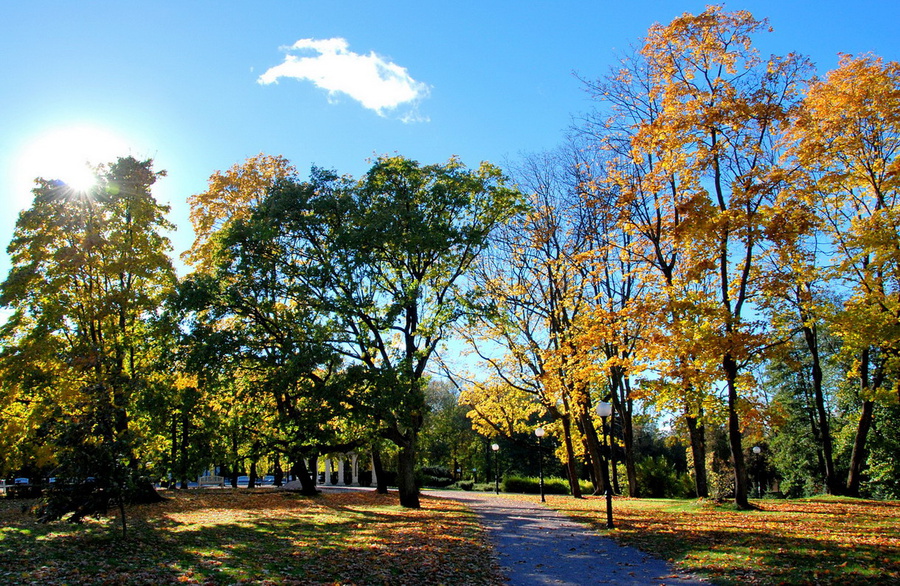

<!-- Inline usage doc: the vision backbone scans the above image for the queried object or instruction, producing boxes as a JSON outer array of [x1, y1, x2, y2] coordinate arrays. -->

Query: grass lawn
[[0, 489, 503, 585], [545, 493, 900, 585]]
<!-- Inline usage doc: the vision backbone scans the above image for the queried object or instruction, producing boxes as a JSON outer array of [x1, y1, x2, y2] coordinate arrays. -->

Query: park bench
[[1, 478, 33, 497], [197, 474, 225, 488]]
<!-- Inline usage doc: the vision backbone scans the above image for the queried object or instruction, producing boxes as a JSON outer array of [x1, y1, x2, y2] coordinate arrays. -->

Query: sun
[[15, 125, 130, 206]]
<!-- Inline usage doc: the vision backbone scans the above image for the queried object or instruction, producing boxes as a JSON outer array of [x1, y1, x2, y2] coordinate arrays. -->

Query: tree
[[180, 201, 361, 495], [784, 54, 900, 496], [579, 46, 730, 500], [184, 153, 297, 272], [0, 156, 174, 533], [419, 380, 482, 476], [457, 147, 608, 497], [630, 6, 812, 508], [261, 156, 520, 508]]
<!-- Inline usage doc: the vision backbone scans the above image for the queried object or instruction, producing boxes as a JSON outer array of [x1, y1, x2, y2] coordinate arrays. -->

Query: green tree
[[181, 202, 363, 495], [419, 380, 481, 476], [0, 156, 175, 532], [265, 156, 520, 507]]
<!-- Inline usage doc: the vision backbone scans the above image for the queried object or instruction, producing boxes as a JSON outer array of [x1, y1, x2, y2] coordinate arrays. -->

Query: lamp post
[[535, 427, 546, 502], [491, 443, 500, 495], [752, 445, 762, 498], [596, 401, 614, 529]]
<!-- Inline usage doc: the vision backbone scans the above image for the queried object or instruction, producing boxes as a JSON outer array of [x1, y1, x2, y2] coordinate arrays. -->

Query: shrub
[[708, 466, 735, 501], [421, 475, 456, 488], [421, 466, 453, 479], [418, 466, 455, 488], [635, 456, 694, 498], [502, 475, 570, 495]]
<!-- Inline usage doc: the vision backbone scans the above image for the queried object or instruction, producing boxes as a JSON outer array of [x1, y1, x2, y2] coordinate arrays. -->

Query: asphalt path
[[427, 490, 708, 586]]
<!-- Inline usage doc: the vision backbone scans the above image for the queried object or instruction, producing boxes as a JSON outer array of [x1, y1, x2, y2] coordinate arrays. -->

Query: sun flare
[[15, 125, 130, 206]]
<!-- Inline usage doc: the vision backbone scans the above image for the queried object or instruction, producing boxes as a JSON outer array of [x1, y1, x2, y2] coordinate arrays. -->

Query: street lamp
[[596, 401, 614, 529], [752, 445, 762, 498], [535, 427, 546, 503], [491, 443, 500, 495]]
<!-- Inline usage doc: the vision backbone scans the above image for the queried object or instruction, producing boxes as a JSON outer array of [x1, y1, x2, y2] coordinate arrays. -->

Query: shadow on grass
[[0, 491, 501, 585], [554, 496, 900, 586]]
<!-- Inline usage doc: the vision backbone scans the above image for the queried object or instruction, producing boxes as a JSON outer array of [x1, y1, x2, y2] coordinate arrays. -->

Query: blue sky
[[2, 0, 899, 280]]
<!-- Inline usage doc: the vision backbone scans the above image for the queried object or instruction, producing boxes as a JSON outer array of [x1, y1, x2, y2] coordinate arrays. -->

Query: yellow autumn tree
[[579, 49, 722, 498], [629, 6, 812, 508], [784, 54, 900, 496], [457, 147, 607, 497], [184, 153, 298, 271]]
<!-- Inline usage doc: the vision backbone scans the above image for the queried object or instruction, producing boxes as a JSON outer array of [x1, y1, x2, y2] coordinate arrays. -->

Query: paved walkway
[[428, 490, 707, 586]]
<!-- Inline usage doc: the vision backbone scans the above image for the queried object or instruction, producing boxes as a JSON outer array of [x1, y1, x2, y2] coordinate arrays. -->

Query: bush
[[420, 466, 453, 479], [418, 466, 455, 488], [636, 456, 694, 498], [708, 466, 735, 501], [456, 480, 474, 491], [502, 475, 570, 495]]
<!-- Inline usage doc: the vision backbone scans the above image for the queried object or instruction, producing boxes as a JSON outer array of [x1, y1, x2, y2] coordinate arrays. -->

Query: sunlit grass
[[542, 494, 900, 585], [0, 490, 503, 585]]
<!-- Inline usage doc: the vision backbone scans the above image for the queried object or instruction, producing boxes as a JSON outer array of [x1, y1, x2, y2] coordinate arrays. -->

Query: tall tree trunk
[[846, 400, 874, 497], [723, 354, 750, 508], [685, 411, 708, 498], [230, 431, 239, 488], [179, 410, 189, 489], [847, 347, 876, 497], [249, 458, 258, 489], [371, 447, 388, 494], [615, 377, 639, 497], [169, 417, 178, 489], [560, 413, 582, 498], [802, 322, 839, 494], [273, 453, 283, 487], [577, 409, 607, 495], [291, 457, 318, 496], [308, 455, 319, 485]]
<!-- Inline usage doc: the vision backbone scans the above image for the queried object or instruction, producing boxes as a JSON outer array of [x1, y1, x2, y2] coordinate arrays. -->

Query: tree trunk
[[291, 458, 319, 496], [169, 417, 177, 489], [273, 453, 283, 487], [396, 433, 420, 508], [560, 413, 582, 498], [179, 411, 189, 489], [118, 493, 128, 540], [577, 409, 607, 495], [846, 399, 874, 497], [724, 354, 750, 509], [802, 322, 839, 495], [371, 446, 388, 494], [685, 412, 708, 498], [130, 478, 165, 504], [618, 379, 638, 497], [847, 347, 877, 497]]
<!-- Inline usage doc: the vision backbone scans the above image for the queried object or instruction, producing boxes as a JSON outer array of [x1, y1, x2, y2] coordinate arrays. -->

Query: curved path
[[427, 490, 707, 586]]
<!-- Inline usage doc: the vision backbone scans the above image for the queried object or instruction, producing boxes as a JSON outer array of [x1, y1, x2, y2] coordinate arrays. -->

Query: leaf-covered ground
[[0, 489, 504, 585], [547, 494, 900, 585]]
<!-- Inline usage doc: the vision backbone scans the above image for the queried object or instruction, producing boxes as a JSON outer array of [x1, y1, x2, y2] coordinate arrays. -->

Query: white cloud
[[258, 38, 430, 121]]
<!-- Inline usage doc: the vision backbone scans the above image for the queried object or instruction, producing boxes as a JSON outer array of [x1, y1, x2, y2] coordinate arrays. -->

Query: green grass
[[544, 494, 900, 585], [0, 489, 503, 585]]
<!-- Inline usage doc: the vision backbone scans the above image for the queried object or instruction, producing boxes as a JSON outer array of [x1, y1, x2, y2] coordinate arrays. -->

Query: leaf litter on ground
[[0, 489, 505, 585]]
